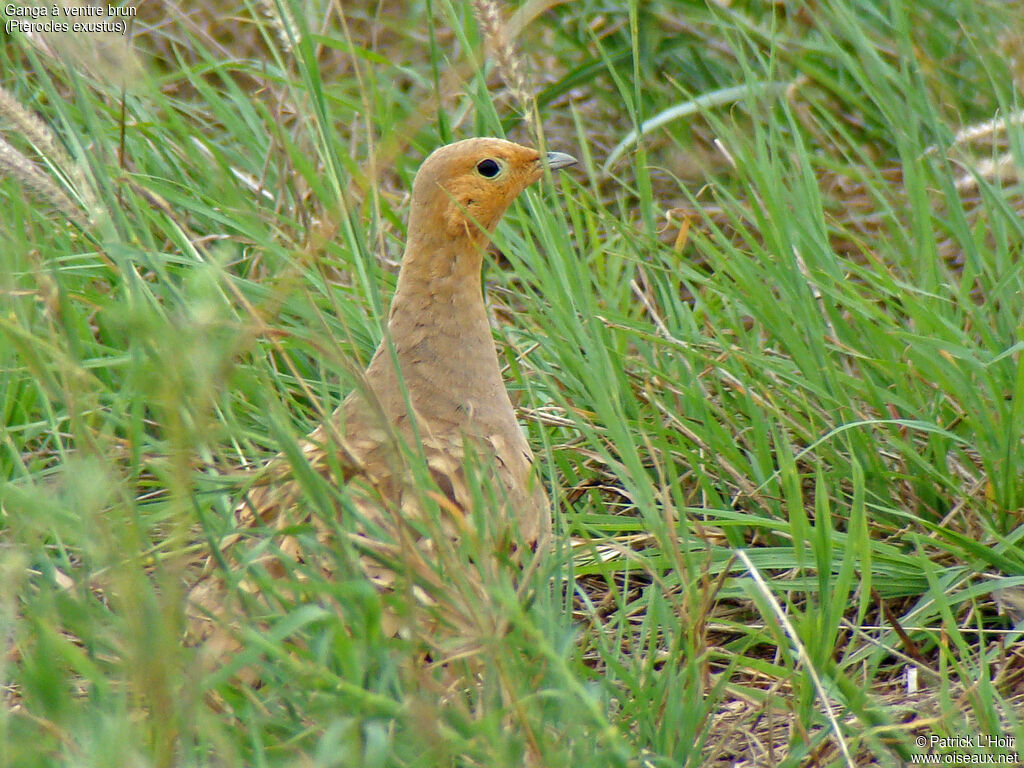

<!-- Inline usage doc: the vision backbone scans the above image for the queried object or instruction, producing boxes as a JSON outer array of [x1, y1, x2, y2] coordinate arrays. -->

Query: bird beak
[[543, 151, 578, 171]]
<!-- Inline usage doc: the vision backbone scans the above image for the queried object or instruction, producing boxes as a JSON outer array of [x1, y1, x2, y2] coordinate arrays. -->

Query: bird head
[[409, 138, 576, 240]]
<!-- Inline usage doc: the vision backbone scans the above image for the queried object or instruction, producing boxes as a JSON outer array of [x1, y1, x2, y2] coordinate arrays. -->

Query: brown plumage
[[189, 138, 576, 656]]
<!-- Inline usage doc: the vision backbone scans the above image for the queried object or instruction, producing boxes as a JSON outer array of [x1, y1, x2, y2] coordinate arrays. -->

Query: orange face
[[408, 138, 574, 238]]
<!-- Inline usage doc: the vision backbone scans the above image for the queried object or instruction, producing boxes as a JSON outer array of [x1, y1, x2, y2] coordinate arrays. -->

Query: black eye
[[476, 158, 501, 178]]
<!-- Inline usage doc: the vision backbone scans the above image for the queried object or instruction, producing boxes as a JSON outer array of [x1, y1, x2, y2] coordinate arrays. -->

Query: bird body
[[191, 138, 575, 651]]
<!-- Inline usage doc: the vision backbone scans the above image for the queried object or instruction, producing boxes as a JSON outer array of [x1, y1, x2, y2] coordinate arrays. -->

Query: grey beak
[[544, 151, 578, 171]]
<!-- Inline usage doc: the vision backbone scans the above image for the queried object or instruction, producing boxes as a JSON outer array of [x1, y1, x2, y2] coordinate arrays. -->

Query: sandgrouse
[[190, 138, 576, 651]]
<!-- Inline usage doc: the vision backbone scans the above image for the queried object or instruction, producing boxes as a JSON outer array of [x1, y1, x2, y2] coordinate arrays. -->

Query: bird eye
[[476, 158, 501, 178]]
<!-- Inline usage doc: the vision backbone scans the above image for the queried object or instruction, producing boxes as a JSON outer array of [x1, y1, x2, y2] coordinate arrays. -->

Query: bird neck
[[390, 240, 488, 331], [383, 240, 509, 413]]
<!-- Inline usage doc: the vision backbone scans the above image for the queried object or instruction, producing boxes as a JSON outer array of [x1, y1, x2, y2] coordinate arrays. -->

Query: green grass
[[2, 0, 1024, 765]]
